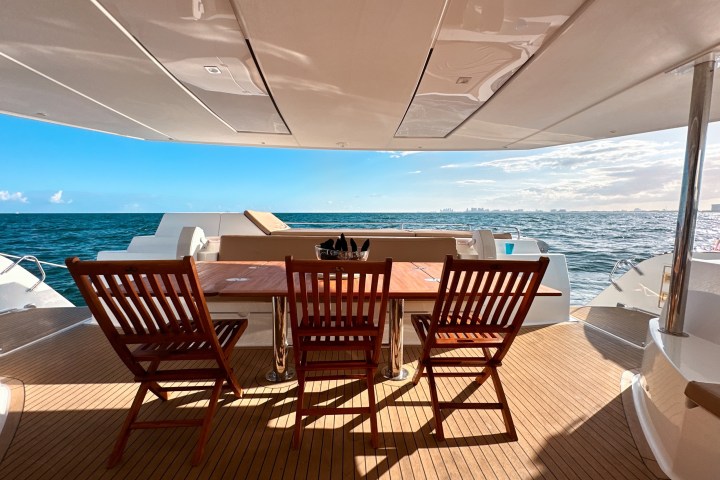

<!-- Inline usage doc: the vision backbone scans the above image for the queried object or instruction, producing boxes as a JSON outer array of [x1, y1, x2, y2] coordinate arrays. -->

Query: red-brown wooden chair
[[284, 256, 392, 448], [66, 256, 247, 467], [411, 255, 549, 441]]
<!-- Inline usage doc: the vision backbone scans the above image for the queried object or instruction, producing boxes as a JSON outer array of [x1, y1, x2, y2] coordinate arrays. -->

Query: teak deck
[[571, 306, 652, 347], [0, 321, 657, 479], [0, 307, 91, 356]]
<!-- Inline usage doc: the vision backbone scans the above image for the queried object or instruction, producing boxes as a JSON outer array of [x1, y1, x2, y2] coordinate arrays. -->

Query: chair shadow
[[0, 321, 654, 479]]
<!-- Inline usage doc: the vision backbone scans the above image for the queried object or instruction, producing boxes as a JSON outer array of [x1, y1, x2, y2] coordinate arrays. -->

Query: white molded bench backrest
[[155, 213, 222, 237]]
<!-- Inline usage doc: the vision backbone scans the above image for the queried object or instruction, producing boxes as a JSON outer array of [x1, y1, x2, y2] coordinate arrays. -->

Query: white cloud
[[0, 190, 28, 203], [387, 151, 424, 158], [456, 179, 496, 185], [475, 139, 683, 173], [435, 138, 720, 210], [408, 170, 422, 174], [440, 164, 462, 169], [49, 190, 65, 204]]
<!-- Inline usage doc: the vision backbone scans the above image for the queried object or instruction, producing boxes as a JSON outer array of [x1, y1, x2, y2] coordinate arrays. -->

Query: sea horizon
[[2, 209, 718, 214], [1, 211, 719, 307]]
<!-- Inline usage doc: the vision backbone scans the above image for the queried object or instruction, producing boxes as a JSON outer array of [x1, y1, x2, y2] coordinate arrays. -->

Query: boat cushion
[[271, 228, 415, 237], [244, 210, 290, 234], [219, 235, 457, 262]]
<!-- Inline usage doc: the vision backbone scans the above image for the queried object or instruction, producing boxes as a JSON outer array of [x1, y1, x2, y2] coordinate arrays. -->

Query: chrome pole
[[383, 298, 408, 380], [661, 58, 715, 336], [266, 296, 295, 382]]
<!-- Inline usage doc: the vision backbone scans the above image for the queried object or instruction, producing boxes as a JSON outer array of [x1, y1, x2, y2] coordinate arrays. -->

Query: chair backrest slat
[[121, 272, 161, 334], [497, 271, 523, 325], [459, 271, 483, 324], [345, 274, 354, 328], [356, 272, 367, 327], [145, 272, 180, 332], [66, 257, 222, 371], [285, 256, 392, 362], [175, 272, 205, 333], [106, 273, 150, 335], [89, 273, 137, 335], [439, 270, 461, 325], [427, 255, 549, 361], [158, 272, 188, 332], [131, 272, 168, 333], [450, 270, 473, 323]]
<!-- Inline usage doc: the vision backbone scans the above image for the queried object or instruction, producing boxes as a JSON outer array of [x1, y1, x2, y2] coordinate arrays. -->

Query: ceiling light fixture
[[204, 66, 222, 75]]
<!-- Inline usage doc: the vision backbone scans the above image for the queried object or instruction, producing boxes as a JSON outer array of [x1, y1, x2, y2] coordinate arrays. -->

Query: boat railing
[[0, 252, 67, 292], [284, 221, 522, 238], [609, 258, 640, 286]]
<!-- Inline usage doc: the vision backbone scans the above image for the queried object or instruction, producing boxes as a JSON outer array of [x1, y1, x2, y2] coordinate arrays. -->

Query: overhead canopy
[[1, 0, 719, 150]]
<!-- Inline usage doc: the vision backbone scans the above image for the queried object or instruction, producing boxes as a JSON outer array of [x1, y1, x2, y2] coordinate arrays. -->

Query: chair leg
[[490, 367, 517, 440], [191, 379, 224, 466], [475, 367, 491, 386], [225, 370, 243, 399], [293, 373, 306, 449], [426, 365, 444, 441], [107, 382, 149, 468], [146, 362, 167, 401], [412, 359, 425, 385], [366, 370, 379, 449], [148, 382, 168, 401]]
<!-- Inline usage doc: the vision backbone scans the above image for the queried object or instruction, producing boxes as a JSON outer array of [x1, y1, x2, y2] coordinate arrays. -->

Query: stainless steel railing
[[0, 252, 67, 292], [609, 258, 640, 286]]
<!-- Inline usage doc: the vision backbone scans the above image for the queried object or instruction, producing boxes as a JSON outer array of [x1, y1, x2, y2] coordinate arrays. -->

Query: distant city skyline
[[2, 114, 720, 213]]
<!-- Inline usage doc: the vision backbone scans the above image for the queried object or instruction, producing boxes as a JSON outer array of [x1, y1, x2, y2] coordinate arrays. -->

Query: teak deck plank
[[571, 306, 652, 347], [0, 322, 658, 479], [0, 306, 90, 355]]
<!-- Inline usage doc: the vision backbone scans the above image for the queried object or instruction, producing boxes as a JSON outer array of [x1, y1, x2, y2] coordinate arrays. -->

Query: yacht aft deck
[[0, 321, 657, 479]]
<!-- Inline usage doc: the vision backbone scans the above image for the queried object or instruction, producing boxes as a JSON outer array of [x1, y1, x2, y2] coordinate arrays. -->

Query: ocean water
[[1, 212, 719, 307]]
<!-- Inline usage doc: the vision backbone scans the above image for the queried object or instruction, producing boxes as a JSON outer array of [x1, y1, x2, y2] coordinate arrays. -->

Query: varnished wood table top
[[197, 261, 561, 299]]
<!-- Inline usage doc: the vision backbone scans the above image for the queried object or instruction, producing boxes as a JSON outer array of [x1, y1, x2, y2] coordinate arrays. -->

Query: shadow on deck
[[0, 322, 658, 479]]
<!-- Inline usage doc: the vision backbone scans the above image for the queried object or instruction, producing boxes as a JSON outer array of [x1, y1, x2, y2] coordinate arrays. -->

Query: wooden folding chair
[[284, 256, 392, 448], [412, 255, 549, 441], [66, 256, 247, 467]]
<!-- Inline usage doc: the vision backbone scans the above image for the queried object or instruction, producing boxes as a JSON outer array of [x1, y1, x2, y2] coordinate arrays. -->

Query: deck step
[[571, 305, 652, 347]]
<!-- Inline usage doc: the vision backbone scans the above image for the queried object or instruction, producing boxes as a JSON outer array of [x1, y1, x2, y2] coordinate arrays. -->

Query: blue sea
[[1, 212, 719, 306]]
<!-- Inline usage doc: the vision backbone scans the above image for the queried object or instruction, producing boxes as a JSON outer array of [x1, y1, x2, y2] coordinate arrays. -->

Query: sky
[[2, 113, 720, 213]]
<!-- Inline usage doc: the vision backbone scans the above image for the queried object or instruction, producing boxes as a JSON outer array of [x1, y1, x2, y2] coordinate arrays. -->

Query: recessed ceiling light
[[456, 77, 471, 84], [204, 66, 222, 75], [35, 112, 47, 117]]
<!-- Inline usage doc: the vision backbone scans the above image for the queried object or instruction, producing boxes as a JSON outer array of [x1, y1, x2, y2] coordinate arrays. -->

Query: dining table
[[197, 260, 561, 382]]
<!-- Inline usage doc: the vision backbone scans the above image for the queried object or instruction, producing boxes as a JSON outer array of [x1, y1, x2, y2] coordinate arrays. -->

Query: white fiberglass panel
[[0, 55, 165, 139], [396, 0, 584, 138], [0, 1, 250, 142], [99, 0, 289, 134], [234, 0, 446, 149]]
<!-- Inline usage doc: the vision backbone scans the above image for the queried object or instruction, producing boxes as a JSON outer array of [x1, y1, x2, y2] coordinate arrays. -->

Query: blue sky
[[2, 113, 720, 213]]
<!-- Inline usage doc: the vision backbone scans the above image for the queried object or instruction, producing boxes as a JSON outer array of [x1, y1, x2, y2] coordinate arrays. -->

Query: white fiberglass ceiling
[[396, 0, 583, 138], [1, 0, 720, 150]]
